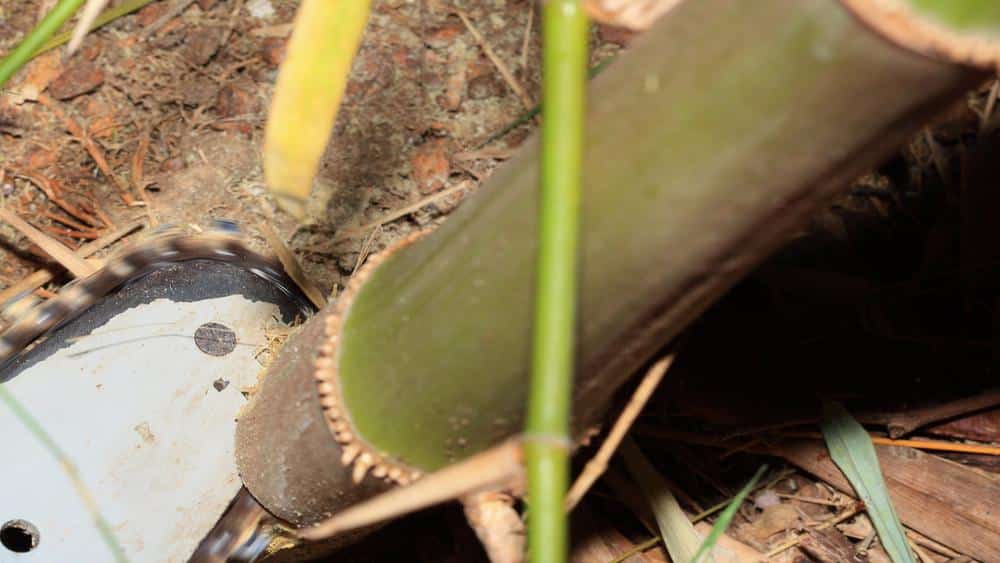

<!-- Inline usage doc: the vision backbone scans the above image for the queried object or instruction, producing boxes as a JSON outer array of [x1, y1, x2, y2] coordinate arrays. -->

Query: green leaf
[[820, 400, 916, 563], [621, 438, 707, 563], [690, 464, 767, 563]]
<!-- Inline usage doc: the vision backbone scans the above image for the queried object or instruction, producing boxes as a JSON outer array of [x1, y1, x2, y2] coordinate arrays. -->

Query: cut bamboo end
[[841, 0, 1000, 70], [311, 229, 432, 488]]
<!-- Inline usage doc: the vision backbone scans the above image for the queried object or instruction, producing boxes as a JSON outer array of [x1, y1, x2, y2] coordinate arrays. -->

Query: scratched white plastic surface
[[0, 296, 278, 563]]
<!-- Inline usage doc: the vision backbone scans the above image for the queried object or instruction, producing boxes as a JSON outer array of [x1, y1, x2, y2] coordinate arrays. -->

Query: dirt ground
[[0, 0, 625, 299], [1, 1, 998, 562]]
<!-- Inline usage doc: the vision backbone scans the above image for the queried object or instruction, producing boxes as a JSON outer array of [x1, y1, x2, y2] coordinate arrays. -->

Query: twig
[[779, 431, 1000, 456], [455, 10, 534, 111], [0, 207, 95, 278], [42, 225, 99, 240], [520, 4, 533, 72], [776, 493, 843, 507], [15, 170, 103, 229], [77, 198, 115, 230], [68, 0, 111, 54], [564, 355, 675, 511], [608, 537, 660, 563], [474, 56, 615, 150], [43, 210, 100, 235], [37, 94, 134, 205], [980, 79, 999, 134], [333, 180, 472, 242], [906, 530, 962, 559], [0, 221, 142, 309], [909, 537, 936, 563], [219, 0, 245, 48], [764, 502, 865, 558], [651, 418, 1000, 457], [861, 389, 1000, 438], [130, 129, 151, 194], [259, 222, 326, 309], [350, 224, 381, 277]]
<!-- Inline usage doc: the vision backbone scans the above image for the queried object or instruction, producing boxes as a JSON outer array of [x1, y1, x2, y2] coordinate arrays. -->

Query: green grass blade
[[0, 0, 85, 89], [621, 438, 707, 563], [0, 385, 129, 562], [690, 465, 767, 563], [820, 400, 916, 563]]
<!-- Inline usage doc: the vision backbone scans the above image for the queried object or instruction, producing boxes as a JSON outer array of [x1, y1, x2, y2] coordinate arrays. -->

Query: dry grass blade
[[821, 400, 916, 563], [68, 0, 110, 53], [621, 437, 708, 563], [0, 220, 142, 309], [258, 222, 326, 308], [0, 207, 95, 278], [565, 355, 675, 511], [455, 9, 533, 111]]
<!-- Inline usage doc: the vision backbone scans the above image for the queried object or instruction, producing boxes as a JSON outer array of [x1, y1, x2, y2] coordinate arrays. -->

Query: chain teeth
[[0, 227, 300, 371]]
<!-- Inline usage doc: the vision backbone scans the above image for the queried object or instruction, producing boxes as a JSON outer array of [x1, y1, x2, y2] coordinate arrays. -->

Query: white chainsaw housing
[[0, 294, 280, 563]]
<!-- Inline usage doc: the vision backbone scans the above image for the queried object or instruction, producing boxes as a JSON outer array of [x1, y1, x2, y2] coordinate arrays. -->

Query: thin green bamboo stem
[[524, 1, 588, 562], [0, 0, 86, 89]]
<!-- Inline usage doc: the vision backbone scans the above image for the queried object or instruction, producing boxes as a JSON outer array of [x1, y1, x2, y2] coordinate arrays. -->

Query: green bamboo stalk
[[236, 0, 990, 540], [326, 0, 986, 471], [0, 0, 85, 89], [524, 1, 588, 562]]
